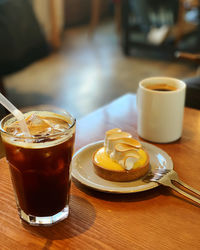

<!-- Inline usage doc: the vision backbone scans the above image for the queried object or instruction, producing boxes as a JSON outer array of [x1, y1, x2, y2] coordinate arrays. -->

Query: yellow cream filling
[[94, 147, 147, 171]]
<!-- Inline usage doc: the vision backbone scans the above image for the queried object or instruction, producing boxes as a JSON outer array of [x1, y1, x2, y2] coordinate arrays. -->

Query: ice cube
[[6, 125, 20, 135], [5, 123, 24, 137], [26, 114, 47, 126], [43, 118, 69, 133], [44, 152, 51, 158], [13, 148, 25, 162], [26, 114, 54, 136], [50, 159, 65, 175]]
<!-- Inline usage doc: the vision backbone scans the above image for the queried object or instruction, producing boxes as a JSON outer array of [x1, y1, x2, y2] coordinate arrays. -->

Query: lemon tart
[[92, 128, 149, 182]]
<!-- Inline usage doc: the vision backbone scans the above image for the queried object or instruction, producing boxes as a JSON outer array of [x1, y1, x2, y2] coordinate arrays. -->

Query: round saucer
[[72, 140, 173, 193]]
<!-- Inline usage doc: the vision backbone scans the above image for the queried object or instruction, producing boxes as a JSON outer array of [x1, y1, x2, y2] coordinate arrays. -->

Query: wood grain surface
[[0, 94, 200, 250]]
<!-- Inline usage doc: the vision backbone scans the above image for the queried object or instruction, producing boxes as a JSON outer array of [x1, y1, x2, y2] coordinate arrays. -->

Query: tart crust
[[92, 147, 150, 182]]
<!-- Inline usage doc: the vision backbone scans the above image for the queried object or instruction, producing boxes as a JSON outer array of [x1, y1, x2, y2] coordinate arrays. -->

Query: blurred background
[[1, 0, 200, 122]]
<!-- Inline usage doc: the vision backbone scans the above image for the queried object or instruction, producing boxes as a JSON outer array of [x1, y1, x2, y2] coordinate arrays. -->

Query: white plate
[[72, 141, 173, 193]]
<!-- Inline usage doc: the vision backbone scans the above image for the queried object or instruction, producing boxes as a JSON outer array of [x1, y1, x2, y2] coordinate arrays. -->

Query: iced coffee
[[0, 106, 76, 226]]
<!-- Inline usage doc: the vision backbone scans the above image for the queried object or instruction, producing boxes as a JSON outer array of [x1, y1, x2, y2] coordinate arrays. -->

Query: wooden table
[[0, 94, 200, 249]]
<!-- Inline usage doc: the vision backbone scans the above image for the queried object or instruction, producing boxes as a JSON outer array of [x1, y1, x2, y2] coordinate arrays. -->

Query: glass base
[[18, 206, 69, 226]]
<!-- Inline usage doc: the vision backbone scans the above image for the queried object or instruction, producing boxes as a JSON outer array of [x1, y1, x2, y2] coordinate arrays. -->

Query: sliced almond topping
[[121, 138, 141, 149], [106, 128, 122, 136], [115, 143, 138, 152], [104, 128, 143, 170], [124, 152, 140, 162], [108, 131, 132, 141], [124, 154, 139, 170]]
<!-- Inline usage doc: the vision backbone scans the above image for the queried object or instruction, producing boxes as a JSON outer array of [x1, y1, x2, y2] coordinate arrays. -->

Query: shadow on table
[[74, 182, 200, 207], [73, 179, 170, 202], [22, 195, 96, 240]]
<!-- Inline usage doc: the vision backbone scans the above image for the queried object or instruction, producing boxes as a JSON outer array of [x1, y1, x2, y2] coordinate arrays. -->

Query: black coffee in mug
[[146, 83, 177, 91]]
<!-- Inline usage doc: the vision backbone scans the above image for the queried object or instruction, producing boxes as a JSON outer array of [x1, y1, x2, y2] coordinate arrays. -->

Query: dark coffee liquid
[[146, 83, 177, 92], [5, 135, 75, 216], [153, 88, 172, 91], [3, 113, 75, 217]]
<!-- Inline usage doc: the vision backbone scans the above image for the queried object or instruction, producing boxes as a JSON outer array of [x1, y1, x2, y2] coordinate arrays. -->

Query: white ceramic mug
[[137, 77, 186, 143]]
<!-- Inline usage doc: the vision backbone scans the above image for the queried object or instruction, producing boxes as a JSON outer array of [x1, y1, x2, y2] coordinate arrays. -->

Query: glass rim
[[0, 105, 76, 140]]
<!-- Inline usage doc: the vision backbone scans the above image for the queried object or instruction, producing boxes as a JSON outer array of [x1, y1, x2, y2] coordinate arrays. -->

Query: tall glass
[[0, 106, 76, 226]]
